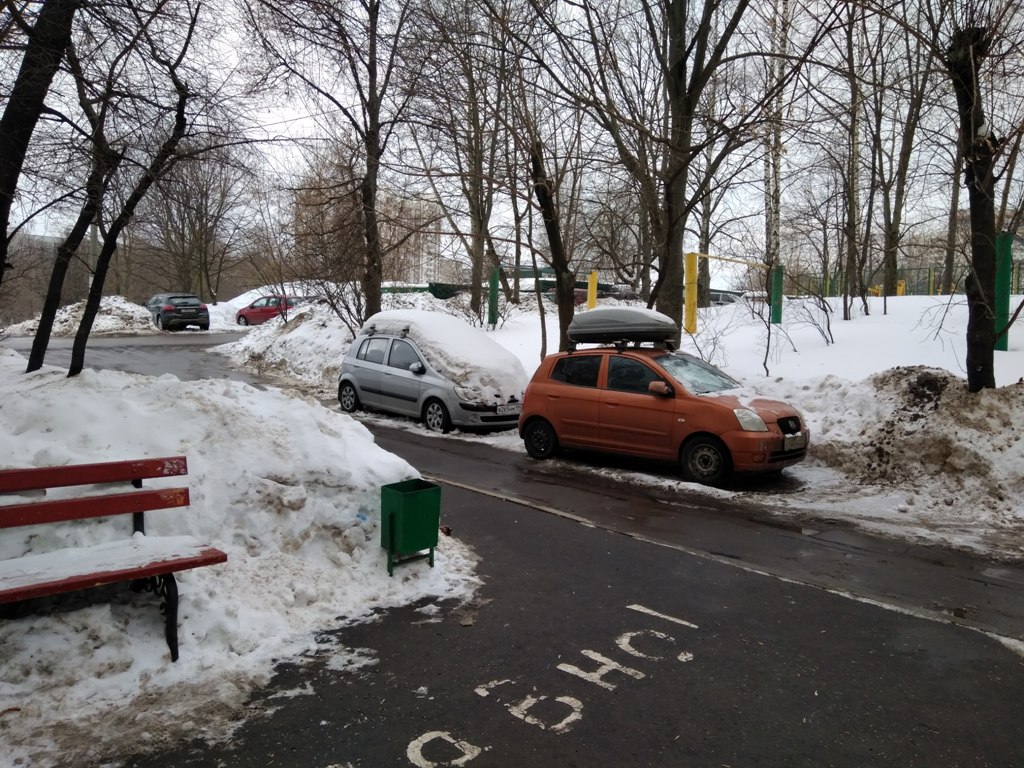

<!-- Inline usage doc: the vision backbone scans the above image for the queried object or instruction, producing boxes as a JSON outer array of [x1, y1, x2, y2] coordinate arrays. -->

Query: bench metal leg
[[131, 573, 180, 661], [157, 574, 180, 662]]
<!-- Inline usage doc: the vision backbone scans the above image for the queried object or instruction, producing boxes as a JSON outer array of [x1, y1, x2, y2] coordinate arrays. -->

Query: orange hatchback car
[[518, 309, 808, 484]]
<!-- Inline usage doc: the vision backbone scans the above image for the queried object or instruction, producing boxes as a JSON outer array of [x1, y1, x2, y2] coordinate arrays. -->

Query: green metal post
[[995, 232, 1012, 352], [487, 268, 499, 328], [770, 265, 784, 324]]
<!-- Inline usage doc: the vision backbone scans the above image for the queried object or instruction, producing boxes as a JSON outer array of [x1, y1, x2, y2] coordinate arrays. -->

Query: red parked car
[[235, 296, 305, 326]]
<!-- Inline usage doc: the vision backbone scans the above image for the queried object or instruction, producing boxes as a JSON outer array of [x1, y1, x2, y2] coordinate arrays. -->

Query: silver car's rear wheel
[[423, 399, 452, 433]]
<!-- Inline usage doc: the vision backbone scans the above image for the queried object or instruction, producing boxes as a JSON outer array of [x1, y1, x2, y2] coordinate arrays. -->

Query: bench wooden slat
[[0, 487, 190, 529], [0, 535, 227, 602], [0, 456, 188, 493]]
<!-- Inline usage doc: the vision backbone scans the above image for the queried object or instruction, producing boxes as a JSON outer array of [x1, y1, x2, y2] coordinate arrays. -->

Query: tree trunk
[[529, 140, 573, 352], [942, 141, 962, 295], [0, 0, 80, 292], [653, 0, 690, 338], [946, 27, 997, 392], [698, 196, 712, 306], [841, 8, 861, 322], [26, 165, 111, 372]]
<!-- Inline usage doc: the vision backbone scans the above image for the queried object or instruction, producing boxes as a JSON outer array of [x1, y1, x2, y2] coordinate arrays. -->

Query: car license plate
[[784, 433, 806, 450], [182, 308, 197, 314], [496, 404, 521, 416]]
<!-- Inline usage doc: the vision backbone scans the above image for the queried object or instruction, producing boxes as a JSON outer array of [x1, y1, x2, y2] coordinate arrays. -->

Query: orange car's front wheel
[[522, 419, 558, 459], [681, 436, 731, 485]]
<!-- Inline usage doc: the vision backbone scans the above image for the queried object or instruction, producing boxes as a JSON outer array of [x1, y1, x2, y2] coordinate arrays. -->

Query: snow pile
[[0, 349, 479, 765], [217, 301, 351, 390], [4, 296, 156, 337], [218, 290, 471, 391], [1, 294, 251, 337], [361, 309, 529, 402]]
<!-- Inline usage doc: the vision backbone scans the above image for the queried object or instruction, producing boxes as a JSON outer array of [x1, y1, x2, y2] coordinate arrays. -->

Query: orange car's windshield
[[653, 352, 741, 394]]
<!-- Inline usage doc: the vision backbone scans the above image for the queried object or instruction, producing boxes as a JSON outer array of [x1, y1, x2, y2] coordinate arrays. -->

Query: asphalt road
[[122, 480, 1024, 767], [12, 334, 1024, 766], [3, 330, 264, 385]]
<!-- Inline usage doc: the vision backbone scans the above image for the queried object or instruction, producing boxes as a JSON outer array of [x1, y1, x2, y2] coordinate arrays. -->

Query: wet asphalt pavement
[[121, 474, 1024, 767]]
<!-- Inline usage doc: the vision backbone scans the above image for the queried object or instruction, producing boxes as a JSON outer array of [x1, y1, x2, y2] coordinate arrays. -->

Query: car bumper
[[454, 402, 522, 430], [166, 315, 209, 328], [723, 429, 809, 473]]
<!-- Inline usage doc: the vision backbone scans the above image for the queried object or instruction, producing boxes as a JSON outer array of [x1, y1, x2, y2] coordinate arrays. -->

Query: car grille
[[777, 416, 801, 434]]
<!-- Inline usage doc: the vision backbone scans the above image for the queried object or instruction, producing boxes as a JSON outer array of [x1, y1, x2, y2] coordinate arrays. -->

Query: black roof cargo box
[[567, 307, 678, 345]]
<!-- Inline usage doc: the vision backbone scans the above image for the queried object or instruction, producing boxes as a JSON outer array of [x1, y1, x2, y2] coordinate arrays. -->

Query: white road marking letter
[[407, 731, 483, 767], [557, 650, 644, 691], [678, 651, 694, 663], [473, 679, 512, 697], [616, 629, 675, 660], [508, 694, 584, 734], [627, 604, 699, 629]]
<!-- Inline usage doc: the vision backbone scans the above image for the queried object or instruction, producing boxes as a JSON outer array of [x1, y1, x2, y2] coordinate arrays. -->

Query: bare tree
[[240, 0, 418, 321], [500, 0, 835, 342], [852, 0, 1024, 390], [135, 143, 255, 303], [34, 1, 204, 375], [407, 1, 509, 319]]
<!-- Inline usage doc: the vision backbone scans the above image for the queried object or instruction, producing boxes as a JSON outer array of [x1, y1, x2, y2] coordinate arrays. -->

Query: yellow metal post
[[587, 271, 598, 309], [684, 252, 697, 334]]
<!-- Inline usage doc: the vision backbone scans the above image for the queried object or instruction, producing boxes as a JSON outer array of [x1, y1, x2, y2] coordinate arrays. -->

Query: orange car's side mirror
[[648, 381, 674, 397]]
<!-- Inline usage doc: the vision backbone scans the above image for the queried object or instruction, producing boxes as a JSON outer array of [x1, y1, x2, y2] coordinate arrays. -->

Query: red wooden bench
[[0, 456, 226, 661]]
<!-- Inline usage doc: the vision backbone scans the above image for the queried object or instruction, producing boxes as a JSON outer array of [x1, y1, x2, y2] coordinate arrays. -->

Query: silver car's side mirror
[[410, 362, 425, 375]]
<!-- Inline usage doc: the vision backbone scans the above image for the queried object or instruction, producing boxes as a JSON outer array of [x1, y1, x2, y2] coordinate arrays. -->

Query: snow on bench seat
[[0, 533, 227, 602]]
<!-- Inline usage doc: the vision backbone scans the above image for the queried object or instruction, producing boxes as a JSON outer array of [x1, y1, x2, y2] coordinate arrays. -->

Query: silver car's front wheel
[[422, 399, 452, 434], [339, 381, 359, 413]]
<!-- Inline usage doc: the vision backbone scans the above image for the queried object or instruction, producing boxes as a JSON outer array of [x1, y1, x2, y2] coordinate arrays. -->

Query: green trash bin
[[380, 478, 441, 576]]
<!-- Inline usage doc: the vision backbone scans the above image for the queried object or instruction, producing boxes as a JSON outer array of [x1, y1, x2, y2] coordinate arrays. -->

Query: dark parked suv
[[144, 293, 210, 331]]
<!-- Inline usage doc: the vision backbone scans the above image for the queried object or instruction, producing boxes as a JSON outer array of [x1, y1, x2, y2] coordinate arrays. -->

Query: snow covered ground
[[2, 287, 1024, 766]]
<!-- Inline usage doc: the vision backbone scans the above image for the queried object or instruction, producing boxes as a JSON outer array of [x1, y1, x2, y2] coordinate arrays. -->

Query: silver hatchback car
[[338, 312, 526, 433]]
